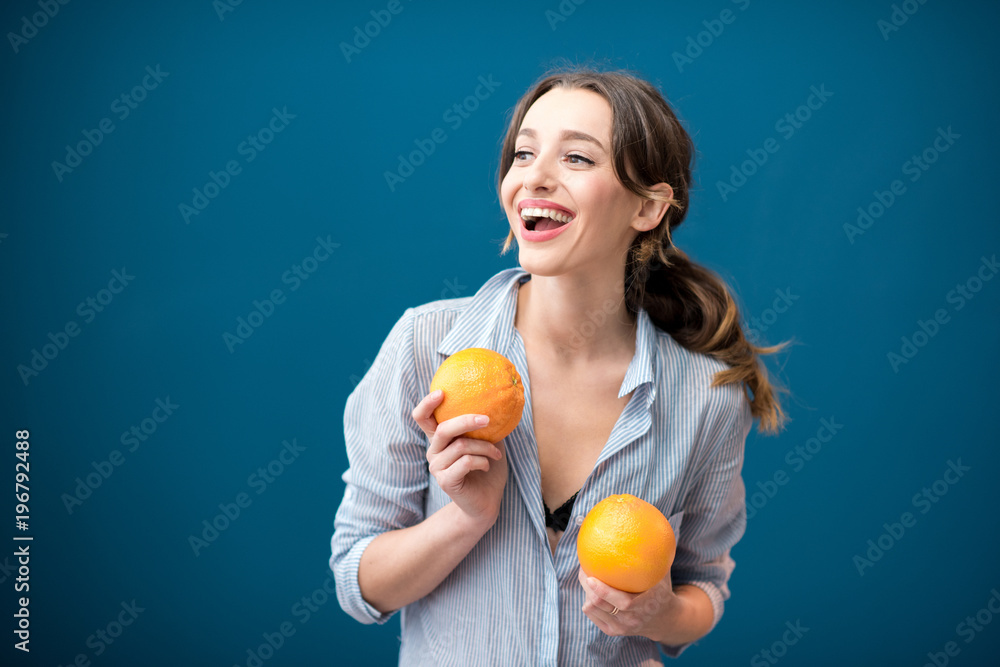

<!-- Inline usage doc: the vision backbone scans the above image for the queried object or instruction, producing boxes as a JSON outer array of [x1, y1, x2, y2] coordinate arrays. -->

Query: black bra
[[544, 491, 580, 532]]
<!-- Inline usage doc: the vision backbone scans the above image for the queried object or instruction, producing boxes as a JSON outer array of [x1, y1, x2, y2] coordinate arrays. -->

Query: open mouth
[[520, 207, 574, 232]]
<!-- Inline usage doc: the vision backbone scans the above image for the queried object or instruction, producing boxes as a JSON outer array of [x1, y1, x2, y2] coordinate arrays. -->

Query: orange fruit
[[429, 347, 525, 443], [576, 494, 676, 593]]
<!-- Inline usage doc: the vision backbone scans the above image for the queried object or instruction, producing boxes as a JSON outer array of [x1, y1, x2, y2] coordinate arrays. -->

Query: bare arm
[[643, 583, 715, 645], [358, 390, 508, 613], [359, 502, 489, 613]]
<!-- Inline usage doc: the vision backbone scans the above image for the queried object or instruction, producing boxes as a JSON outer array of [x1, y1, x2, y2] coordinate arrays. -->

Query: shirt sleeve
[[660, 383, 752, 658], [330, 308, 430, 625]]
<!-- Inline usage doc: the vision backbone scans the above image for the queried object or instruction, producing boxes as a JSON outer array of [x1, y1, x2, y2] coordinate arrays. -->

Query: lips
[[517, 200, 575, 242]]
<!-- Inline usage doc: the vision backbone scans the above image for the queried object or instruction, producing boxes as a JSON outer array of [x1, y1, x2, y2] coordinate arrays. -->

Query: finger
[[584, 576, 633, 615], [580, 596, 621, 638], [577, 569, 616, 616], [581, 595, 629, 638], [436, 413, 490, 442], [582, 589, 620, 617], [411, 390, 445, 438], [428, 414, 490, 456], [429, 438, 502, 471], [436, 454, 492, 487]]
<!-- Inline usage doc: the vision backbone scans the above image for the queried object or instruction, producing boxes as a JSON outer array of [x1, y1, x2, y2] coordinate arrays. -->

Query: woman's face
[[500, 87, 659, 279]]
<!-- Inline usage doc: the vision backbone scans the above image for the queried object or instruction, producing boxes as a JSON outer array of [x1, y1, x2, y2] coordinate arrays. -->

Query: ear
[[631, 183, 674, 233]]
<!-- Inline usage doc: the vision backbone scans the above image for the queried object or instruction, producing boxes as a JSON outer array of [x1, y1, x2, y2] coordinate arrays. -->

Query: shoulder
[[380, 267, 526, 376], [398, 266, 525, 332], [651, 325, 750, 434], [651, 330, 752, 483]]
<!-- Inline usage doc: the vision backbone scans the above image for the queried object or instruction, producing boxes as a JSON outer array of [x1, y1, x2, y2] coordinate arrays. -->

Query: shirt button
[[575, 516, 584, 526]]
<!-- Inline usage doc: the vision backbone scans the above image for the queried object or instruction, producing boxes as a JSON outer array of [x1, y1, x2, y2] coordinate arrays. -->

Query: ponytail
[[626, 238, 788, 434]]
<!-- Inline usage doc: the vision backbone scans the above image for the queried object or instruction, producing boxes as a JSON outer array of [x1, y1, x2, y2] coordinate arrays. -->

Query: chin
[[514, 247, 567, 278]]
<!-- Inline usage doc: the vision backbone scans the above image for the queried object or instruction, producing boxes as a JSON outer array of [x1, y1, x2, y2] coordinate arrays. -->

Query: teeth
[[520, 207, 573, 224]]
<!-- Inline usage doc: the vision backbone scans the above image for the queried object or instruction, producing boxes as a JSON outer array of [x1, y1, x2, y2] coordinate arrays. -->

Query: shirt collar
[[619, 307, 657, 399], [436, 268, 528, 358], [437, 267, 658, 399]]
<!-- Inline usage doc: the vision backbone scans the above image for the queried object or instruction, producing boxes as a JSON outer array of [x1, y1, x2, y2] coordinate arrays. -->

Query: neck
[[514, 268, 637, 362]]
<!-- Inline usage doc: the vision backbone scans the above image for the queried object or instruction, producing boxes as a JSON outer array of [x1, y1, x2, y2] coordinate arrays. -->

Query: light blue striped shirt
[[331, 268, 752, 665]]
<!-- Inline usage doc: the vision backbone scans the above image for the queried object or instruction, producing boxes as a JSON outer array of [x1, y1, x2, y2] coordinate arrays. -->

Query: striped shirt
[[331, 268, 752, 666]]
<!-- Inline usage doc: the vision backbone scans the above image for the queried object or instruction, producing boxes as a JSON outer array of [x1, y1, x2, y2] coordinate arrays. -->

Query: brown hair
[[497, 67, 787, 433]]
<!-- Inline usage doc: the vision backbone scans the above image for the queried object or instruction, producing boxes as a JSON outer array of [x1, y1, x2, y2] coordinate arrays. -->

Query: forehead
[[520, 87, 612, 140]]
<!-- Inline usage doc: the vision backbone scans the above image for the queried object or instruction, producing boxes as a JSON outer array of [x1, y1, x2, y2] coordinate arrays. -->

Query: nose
[[522, 153, 557, 192]]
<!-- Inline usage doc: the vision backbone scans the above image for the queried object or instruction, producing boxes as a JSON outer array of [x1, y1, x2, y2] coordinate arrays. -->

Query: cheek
[[577, 184, 620, 220], [580, 181, 637, 228]]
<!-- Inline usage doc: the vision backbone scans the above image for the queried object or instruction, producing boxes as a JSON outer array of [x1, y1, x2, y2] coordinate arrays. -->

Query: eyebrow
[[516, 127, 606, 152]]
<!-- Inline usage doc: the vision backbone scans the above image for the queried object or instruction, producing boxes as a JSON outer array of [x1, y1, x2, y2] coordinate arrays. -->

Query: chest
[[526, 356, 633, 510]]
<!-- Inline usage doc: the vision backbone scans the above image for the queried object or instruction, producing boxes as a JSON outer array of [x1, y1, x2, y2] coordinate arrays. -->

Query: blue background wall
[[3, 0, 998, 665]]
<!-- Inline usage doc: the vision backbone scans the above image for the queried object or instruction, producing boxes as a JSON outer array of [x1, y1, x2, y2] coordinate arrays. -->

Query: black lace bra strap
[[543, 490, 580, 532]]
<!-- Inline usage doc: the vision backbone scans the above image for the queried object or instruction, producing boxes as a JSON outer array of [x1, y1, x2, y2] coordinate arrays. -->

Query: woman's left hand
[[577, 566, 680, 640]]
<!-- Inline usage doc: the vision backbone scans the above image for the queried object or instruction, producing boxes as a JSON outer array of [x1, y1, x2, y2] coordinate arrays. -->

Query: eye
[[513, 150, 533, 162], [566, 153, 594, 165]]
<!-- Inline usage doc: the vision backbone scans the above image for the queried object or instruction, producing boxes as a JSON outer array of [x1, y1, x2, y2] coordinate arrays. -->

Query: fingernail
[[431, 390, 443, 398], [475, 415, 490, 425]]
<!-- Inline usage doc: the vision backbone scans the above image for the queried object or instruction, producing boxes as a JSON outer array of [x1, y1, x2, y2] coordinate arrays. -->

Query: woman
[[331, 67, 785, 665]]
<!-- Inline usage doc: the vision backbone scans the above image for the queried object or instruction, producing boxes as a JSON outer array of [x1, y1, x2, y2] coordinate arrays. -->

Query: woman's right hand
[[412, 390, 509, 529]]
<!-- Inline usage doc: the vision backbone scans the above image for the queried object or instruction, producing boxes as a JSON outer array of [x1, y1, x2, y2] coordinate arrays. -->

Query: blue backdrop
[[3, 1, 999, 665]]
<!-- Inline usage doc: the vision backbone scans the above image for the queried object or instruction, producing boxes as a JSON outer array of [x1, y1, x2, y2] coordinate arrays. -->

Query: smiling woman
[[498, 71, 785, 432], [331, 66, 786, 666]]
